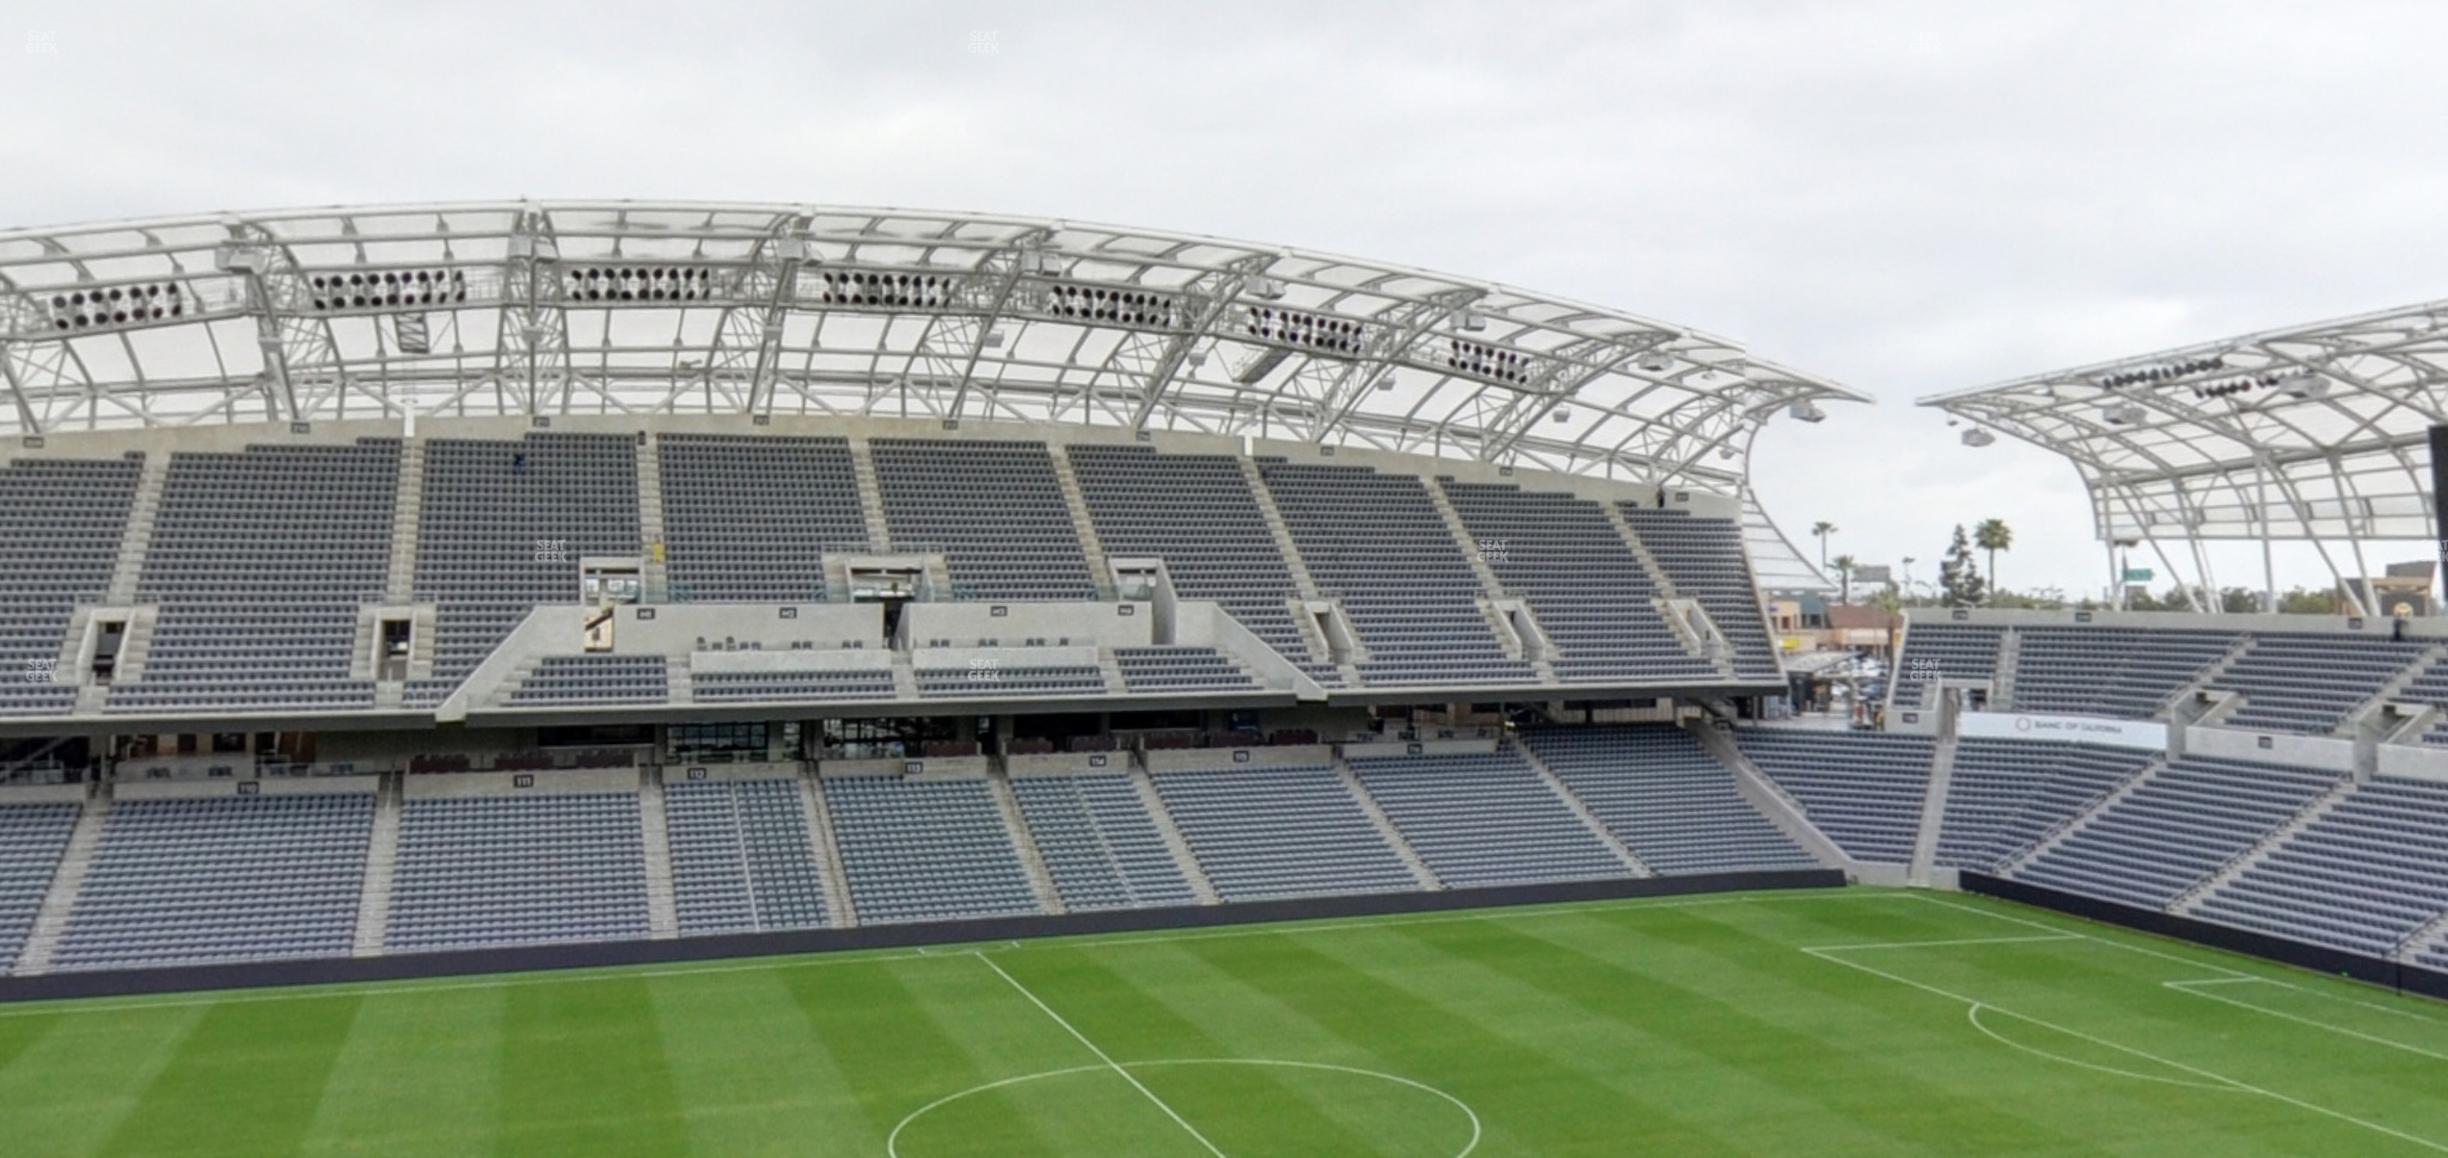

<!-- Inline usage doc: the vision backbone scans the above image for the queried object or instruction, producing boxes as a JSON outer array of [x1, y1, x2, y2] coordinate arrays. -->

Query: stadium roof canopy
[[0, 200, 1866, 494], [1922, 298, 2448, 569]]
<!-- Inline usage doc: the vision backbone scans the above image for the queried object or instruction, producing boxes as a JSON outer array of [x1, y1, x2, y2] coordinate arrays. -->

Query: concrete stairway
[[2165, 635, 2258, 717], [1605, 502, 1682, 598], [383, 437, 425, 603], [636, 435, 668, 603], [988, 772, 1067, 915], [1425, 478, 1506, 602], [846, 439, 894, 551], [638, 767, 679, 939], [1046, 449, 1116, 601], [1334, 757, 1442, 890], [1686, 722, 1851, 869], [1997, 755, 2169, 874], [1517, 742, 1651, 876], [1239, 456, 1321, 598], [104, 451, 171, 605], [1907, 730, 1962, 884], [1991, 628, 2023, 708], [1130, 765, 1221, 905], [2173, 773, 2359, 915], [796, 766, 856, 928], [16, 790, 110, 975], [351, 772, 402, 956], [2339, 642, 2448, 738]]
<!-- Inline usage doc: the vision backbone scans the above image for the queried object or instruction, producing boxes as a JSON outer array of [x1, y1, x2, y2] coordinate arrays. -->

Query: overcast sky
[[11, 0, 2448, 598]]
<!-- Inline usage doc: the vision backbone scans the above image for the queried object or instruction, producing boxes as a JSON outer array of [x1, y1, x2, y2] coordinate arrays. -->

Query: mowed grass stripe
[[1181, 926, 1750, 1156], [100, 993, 365, 1158], [1379, 905, 2092, 1155], [494, 978, 686, 1157], [645, 969, 873, 1158], [1797, 899, 2448, 1155], [778, 954, 1134, 1158], [985, 946, 1413, 1157], [0, 1003, 211, 1156], [1860, 925, 2448, 1151], [297, 986, 508, 1158], [1775, 901, 2351, 1157]]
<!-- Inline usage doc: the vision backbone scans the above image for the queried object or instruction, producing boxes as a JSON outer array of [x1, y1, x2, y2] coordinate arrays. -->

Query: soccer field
[[6, 888, 2448, 1157]]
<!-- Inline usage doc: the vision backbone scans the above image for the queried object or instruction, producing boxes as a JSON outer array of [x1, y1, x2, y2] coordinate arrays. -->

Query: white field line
[[1922, 891, 2448, 1030], [2163, 979, 2448, 1065], [1801, 933, 2079, 953], [0, 889, 1902, 1020], [975, 952, 1228, 1158], [1806, 941, 2448, 1153], [2169, 974, 2448, 1026], [1964, 1004, 2232, 1091], [1905, 893, 2256, 979]]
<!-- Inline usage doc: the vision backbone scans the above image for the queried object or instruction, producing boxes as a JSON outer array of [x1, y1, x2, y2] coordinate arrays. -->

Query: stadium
[[4, 197, 2448, 1157]]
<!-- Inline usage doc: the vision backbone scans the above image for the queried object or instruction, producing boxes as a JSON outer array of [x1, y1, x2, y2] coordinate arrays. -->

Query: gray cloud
[[11, 0, 2445, 597]]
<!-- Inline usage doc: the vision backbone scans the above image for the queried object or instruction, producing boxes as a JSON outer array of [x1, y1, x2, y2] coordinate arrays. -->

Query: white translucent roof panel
[[0, 200, 1863, 490], [1922, 297, 2448, 542]]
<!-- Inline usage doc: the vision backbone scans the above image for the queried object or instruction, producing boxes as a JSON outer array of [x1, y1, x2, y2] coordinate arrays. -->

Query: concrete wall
[[402, 767, 639, 798], [0, 784, 87, 804], [1005, 751, 1130, 777], [1143, 744, 1335, 772], [903, 600, 1150, 649], [614, 603, 882, 651], [689, 648, 894, 675], [662, 761, 803, 785], [2183, 724, 2356, 772], [2376, 744, 2448, 783], [909, 645, 1102, 674], [1957, 712, 2168, 751], [817, 755, 992, 779], [1342, 738, 1500, 759], [116, 775, 378, 800]]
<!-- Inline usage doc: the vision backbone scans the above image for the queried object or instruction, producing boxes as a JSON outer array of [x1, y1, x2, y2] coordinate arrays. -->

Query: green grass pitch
[[6, 887, 2448, 1156]]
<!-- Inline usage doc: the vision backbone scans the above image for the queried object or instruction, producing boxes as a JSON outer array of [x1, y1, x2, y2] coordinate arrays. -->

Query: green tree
[[2278, 586, 2338, 615], [1939, 525, 1986, 606], [1832, 554, 1858, 604], [1973, 518, 2012, 600], [1810, 521, 1837, 569]]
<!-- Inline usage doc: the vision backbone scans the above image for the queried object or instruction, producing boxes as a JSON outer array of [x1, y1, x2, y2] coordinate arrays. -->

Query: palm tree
[[1810, 520, 1837, 568], [1832, 554, 1858, 604], [1974, 519, 2013, 600]]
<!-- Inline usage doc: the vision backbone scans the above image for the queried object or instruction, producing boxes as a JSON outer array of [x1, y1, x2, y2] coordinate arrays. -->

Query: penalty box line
[[2163, 978, 2448, 1065], [1803, 937, 2448, 1154]]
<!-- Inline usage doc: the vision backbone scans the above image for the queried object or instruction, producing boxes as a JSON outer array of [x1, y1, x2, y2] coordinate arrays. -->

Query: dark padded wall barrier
[[0, 868, 1843, 1003], [1963, 872, 2448, 999]]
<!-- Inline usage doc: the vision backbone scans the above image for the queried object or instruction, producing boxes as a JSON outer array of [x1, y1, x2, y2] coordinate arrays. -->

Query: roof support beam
[[1304, 288, 1485, 446], [495, 206, 570, 417], [1112, 254, 1271, 433], [215, 227, 347, 424]]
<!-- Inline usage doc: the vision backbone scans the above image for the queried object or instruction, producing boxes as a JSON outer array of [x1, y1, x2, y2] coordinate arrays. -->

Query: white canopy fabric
[[0, 200, 1864, 493]]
